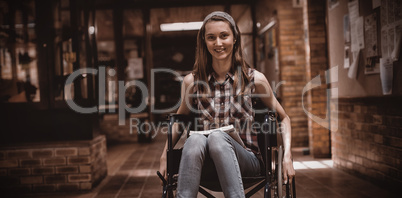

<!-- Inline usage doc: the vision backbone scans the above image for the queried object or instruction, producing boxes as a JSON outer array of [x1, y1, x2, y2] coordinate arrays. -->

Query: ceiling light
[[160, 22, 203, 32], [89, 26, 95, 34]]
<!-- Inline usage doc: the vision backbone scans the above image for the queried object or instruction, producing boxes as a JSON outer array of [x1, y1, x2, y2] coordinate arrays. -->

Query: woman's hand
[[282, 153, 295, 184], [159, 155, 167, 186]]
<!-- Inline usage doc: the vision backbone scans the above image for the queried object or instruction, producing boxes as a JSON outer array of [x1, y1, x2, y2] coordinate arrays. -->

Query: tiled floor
[[23, 133, 397, 198]]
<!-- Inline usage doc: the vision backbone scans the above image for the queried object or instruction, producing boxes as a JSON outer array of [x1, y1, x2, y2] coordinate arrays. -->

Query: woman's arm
[[253, 71, 295, 183], [159, 73, 194, 184]]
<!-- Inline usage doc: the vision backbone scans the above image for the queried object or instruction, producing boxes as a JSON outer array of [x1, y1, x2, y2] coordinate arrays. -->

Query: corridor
[[21, 133, 397, 198], [1, 0, 401, 197]]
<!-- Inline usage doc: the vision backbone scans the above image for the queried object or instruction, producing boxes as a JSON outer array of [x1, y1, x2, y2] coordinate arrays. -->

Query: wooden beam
[[251, 1, 257, 67], [113, 6, 125, 83]]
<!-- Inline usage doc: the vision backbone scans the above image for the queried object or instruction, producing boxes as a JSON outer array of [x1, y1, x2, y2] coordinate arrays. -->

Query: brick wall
[[278, 0, 309, 148], [306, 0, 331, 157], [0, 135, 107, 194], [255, 0, 309, 148], [332, 97, 402, 190]]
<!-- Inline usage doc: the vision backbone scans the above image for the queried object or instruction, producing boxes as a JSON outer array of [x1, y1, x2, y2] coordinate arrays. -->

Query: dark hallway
[[0, 0, 401, 197]]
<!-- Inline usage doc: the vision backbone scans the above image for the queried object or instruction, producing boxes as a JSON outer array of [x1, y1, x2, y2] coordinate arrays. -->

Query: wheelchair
[[157, 99, 296, 198]]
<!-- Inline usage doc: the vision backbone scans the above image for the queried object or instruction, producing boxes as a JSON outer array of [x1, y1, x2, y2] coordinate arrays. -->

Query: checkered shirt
[[193, 68, 260, 154]]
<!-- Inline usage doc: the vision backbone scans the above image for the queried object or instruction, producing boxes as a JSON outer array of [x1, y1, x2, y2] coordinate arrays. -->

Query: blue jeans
[[176, 132, 261, 198]]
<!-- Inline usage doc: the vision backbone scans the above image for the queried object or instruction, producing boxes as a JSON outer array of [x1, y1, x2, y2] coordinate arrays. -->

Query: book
[[189, 125, 235, 136], [189, 125, 245, 148]]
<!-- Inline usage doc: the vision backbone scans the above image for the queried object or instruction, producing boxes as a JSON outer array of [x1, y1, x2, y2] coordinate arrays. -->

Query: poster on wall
[[364, 10, 380, 74], [349, 0, 365, 52], [348, 50, 360, 79], [365, 11, 379, 58], [380, 0, 402, 60], [380, 57, 393, 95], [364, 57, 380, 74], [346, 0, 363, 79], [392, 24, 402, 61]]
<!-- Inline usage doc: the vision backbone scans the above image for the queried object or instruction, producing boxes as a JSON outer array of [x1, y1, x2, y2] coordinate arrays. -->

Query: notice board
[[327, 0, 402, 97]]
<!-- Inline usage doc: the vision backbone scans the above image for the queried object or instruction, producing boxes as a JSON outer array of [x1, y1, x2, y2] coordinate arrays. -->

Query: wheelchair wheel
[[273, 146, 296, 198], [268, 145, 279, 198], [285, 177, 296, 198], [277, 145, 283, 198]]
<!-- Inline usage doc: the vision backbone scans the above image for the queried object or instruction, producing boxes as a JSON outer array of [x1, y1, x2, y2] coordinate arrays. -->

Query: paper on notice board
[[348, 0, 359, 21], [365, 12, 378, 57], [380, 57, 393, 95], [381, 28, 389, 57], [348, 0, 364, 52], [364, 57, 380, 74], [391, 24, 401, 61], [380, 0, 402, 59], [353, 17, 365, 52], [380, 0, 388, 27], [381, 25, 398, 58], [348, 50, 360, 79]]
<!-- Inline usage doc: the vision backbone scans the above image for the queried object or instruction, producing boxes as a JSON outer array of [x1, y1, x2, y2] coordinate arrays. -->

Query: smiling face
[[204, 21, 235, 63]]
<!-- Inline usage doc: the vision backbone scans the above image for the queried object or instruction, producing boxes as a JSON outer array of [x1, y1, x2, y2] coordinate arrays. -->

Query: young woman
[[159, 11, 295, 197]]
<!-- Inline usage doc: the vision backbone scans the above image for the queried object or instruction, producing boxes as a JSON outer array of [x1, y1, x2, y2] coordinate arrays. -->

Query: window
[[0, 0, 40, 103]]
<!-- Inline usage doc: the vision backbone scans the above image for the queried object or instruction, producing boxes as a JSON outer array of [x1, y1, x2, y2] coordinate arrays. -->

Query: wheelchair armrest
[[169, 114, 194, 123], [167, 114, 196, 150], [257, 111, 278, 145], [166, 114, 195, 189]]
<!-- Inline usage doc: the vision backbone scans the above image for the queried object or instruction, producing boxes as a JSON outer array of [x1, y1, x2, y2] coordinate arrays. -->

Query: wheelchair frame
[[157, 109, 296, 198]]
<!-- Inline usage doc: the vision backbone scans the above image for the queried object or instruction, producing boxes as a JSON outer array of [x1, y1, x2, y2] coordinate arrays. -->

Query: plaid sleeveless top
[[193, 68, 260, 154]]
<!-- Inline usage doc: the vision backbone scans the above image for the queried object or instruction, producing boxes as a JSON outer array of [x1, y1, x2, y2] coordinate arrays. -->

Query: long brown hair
[[192, 15, 251, 96]]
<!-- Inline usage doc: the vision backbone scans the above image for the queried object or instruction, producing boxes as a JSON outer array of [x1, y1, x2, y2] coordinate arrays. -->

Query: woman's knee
[[183, 134, 207, 156], [207, 132, 231, 153]]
